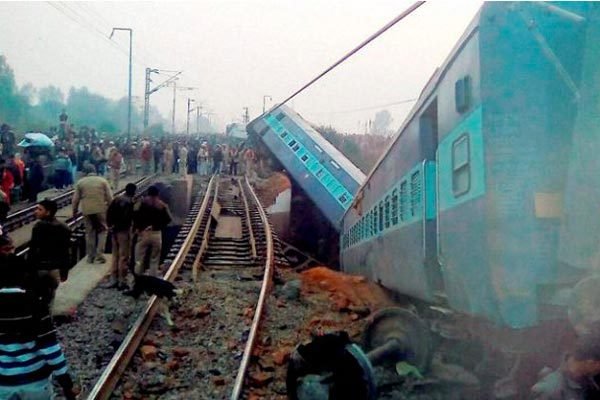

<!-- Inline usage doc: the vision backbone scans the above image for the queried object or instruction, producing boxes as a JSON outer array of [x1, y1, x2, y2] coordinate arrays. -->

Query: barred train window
[[411, 171, 421, 217], [373, 208, 379, 234], [452, 134, 470, 196], [399, 181, 408, 221], [367, 212, 372, 237], [391, 189, 398, 225], [384, 196, 391, 229], [378, 201, 384, 232]]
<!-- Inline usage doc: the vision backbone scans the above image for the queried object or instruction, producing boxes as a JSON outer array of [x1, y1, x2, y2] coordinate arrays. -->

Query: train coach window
[[384, 196, 391, 229], [292, 144, 300, 152], [338, 193, 348, 204], [279, 131, 289, 139], [455, 75, 472, 113], [276, 112, 286, 121], [400, 181, 408, 221], [373, 208, 379, 234], [379, 202, 384, 232], [288, 139, 297, 147], [301, 154, 309, 162], [316, 169, 325, 179], [452, 134, 470, 196], [411, 171, 421, 217], [391, 189, 398, 225]]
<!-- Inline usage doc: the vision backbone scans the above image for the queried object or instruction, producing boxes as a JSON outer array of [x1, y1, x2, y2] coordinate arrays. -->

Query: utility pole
[[242, 107, 249, 124], [168, 82, 195, 134], [144, 69, 181, 130], [195, 105, 203, 134], [262, 95, 272, 114], [110, 27, 133, 140], [186, 98, 195, 135]]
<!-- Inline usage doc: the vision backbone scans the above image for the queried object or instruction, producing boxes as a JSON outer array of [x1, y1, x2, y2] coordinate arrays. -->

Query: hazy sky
[[0, 1, 483, 133]]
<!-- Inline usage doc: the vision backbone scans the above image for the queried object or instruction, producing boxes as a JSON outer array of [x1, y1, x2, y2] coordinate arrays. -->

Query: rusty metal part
[[230, 175, 274, 400], [86, 175, 216, 400]]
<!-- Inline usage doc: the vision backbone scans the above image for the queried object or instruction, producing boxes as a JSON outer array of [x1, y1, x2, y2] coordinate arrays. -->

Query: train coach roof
[[342, 3, 485, 219], [276, 104, 366, 185]]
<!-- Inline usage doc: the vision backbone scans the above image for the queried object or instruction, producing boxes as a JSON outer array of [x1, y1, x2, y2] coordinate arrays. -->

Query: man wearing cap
[[72, 164, 113, 264]]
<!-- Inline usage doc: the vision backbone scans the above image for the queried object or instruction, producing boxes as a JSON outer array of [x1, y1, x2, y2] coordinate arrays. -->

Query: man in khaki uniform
[[72, 164, 113, 263]]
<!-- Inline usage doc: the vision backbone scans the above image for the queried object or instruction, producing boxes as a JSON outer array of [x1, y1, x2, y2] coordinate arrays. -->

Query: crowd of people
[[0, 118, 258, 214]]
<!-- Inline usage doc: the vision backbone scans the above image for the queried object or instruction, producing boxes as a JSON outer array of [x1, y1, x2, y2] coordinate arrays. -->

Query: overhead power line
[[306, 98, 417, 115], [277, 1, 426, 110]]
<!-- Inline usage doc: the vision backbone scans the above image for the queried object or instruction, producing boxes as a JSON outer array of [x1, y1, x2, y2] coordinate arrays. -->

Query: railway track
[[11, 174, 156, 258], [3, 171, 132, 234], [80, 175, 280, 399]]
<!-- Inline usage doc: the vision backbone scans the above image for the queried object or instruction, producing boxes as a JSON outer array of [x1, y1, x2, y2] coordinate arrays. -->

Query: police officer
[[133, 185, 171, 276], [106, 183, 137, 290]]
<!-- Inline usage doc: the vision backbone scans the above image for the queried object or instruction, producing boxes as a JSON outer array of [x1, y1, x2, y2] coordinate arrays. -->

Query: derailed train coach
[[247, 104, 365, 228], [341, 1, 600, 333]]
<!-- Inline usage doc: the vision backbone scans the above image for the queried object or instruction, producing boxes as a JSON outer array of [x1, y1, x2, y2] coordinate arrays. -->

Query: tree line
[[0, 55, 167, 136]]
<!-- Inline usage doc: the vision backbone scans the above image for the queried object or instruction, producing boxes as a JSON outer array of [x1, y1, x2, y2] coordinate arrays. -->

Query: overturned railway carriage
[[341, 1, 600, 334], [247, 104, 365, 228]]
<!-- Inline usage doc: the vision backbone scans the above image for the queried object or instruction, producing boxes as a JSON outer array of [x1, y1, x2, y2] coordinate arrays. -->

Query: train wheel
[[363, 307, 432, 372]]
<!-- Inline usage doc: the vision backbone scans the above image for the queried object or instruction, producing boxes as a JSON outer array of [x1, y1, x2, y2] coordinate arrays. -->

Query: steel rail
[[192, 174, 220, 282], [86, 175, 216, 400], [230, 176, 275, 400], [238, 179, 257, 259], [4, 171, 130, 232], [15, 174, 157, 258]]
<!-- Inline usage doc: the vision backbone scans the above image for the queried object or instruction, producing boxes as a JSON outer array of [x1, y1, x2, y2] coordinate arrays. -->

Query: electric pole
[[143, 69, 181, 131], [186, 98, 195, 135], [262, 95, 272, 114], [242, 107, 249, 124], [196, 105, 203, 134], [110, 27, 133, 140], [168, 82, 195, 134]]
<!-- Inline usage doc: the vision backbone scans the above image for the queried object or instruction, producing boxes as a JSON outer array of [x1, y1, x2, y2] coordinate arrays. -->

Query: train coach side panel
[[341, 119, 434, 301], [480, 2, 588, 328], [437, 106, 501, 321]]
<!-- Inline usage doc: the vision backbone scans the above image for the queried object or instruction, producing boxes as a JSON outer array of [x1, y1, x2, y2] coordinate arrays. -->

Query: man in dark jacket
[[106, 183, 137, 290], [133, 185, 171, 276], [28, 199, 72, 306]]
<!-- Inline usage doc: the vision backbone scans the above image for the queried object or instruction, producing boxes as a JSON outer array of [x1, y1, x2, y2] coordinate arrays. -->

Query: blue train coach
[[247, 104, 365, 229], [341, 2, 600, 331]]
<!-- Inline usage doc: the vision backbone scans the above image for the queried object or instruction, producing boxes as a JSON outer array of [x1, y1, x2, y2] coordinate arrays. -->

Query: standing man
[[53, 148, 73, 190], [28, 199, 72, 306], [179, 143, 188, 176], [72, 164, 112, 264], [107, 148, 123, 190], [0, 124, 15, 157], [133, 185, 171, 276], [0, 231, 79, 400], [212, 145, 223, 175], [106, 183, 137, 290]]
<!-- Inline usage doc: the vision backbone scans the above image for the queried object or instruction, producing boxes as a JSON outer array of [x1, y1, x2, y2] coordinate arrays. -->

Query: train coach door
[[419, 100, 445, 295]]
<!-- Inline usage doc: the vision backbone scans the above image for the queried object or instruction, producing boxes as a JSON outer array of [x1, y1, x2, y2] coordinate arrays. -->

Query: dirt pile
[[300, 266, 393, 313], [254, 172, 291, 208]]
